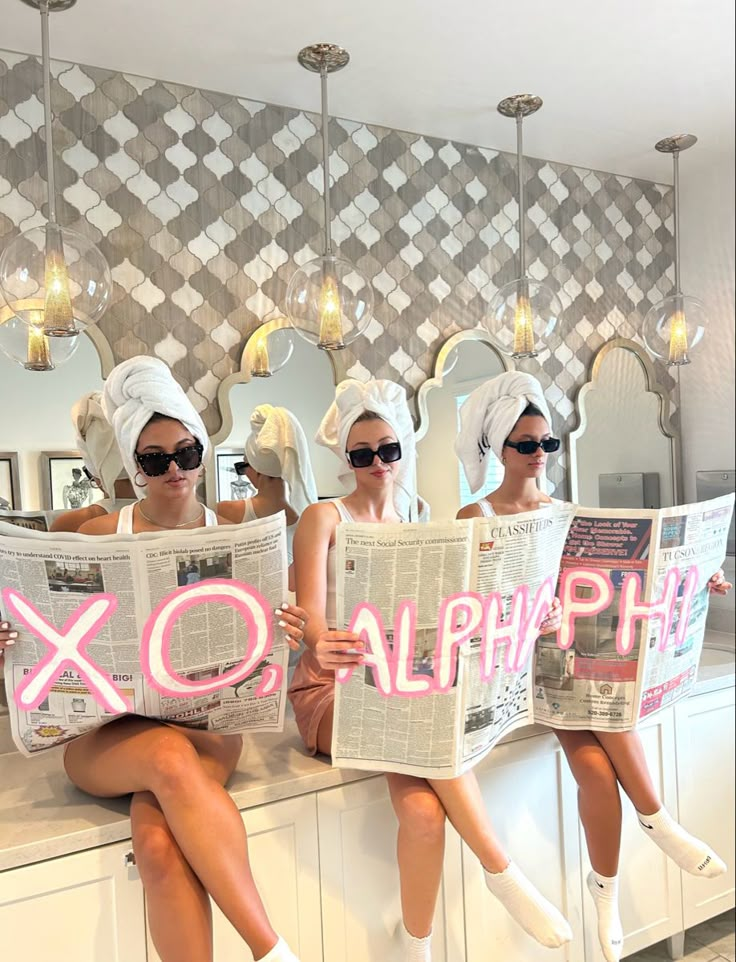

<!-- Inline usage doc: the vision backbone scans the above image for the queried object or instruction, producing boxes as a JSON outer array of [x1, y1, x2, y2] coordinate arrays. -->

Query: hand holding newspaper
[[331, 495, 734, 779], [0, 513, 289, 756]]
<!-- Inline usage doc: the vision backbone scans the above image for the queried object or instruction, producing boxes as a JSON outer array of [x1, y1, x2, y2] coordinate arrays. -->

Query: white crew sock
[[637, 807, 727, 879], [257, 936, 300, 962], [398, 922, 432, 962], [587, 871, 624, 962], [484, 860, 573, 948]]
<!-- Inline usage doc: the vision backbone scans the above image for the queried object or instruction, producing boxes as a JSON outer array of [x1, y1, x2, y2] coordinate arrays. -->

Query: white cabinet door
[[583, 709, 683, 960], [675, 686, 736, 928], [463, 732, 586, 962], [0, 841, 146, 962], [317, 775, 466, 962], [146, 794, 322, 962]]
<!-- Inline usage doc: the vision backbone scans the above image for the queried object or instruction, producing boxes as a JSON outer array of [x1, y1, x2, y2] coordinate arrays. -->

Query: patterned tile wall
[[0, 50, 678, 494]]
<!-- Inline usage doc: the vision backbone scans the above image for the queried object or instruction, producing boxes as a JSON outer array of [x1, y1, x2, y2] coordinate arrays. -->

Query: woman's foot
[[395, 922, 432, 961], [257, 936, 300, 961], [587, 871, 624, 962], [484, 861, 573, 948], [637, 808, 727, 878]]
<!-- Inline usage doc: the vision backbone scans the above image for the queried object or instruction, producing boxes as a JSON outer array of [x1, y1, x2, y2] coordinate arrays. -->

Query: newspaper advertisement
[[0, 509, 58, 532], [331, 496, 733, 778], [332, 503, 575, 778], [0, 514, 289, 756]]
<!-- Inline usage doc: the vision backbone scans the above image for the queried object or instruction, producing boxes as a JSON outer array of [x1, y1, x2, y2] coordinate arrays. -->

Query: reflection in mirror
[[415, 333, 511, 521], [569, 338, 680, 509], [0, 329, 111, 510], [212, 332, 342, 505]]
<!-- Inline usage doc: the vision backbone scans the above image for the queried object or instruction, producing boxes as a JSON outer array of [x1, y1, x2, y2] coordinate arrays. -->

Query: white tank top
[[96, 498, 136, 514], [242, 499, 297, 564], [116, 502, 218, 533], [325, 499, 355, 628], [475, 497, 561, 517]]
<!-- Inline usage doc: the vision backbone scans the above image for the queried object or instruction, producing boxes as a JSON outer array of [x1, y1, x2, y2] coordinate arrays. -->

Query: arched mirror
[[0, 325, 114, 510], [209, 320, 344, 506], [568, 337, 681, 508], [415, 331, 512, 521]]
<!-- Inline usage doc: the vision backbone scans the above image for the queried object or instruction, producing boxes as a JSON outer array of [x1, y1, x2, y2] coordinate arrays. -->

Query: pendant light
[[285, 44, 374, 351], [0, 0, 111, 349], [642, 135, 706, 366], [484, 94, 561, 358], [0, 305, 80, 370], [245, 322, 295, 378]]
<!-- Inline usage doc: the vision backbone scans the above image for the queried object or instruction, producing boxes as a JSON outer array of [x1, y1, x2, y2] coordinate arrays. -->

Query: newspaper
[[533, 494, 735, 730], [0, 514, 289, 756], [0, 509, 59, 532], [331, 495, 733, 778], [332, 503, 576, 777]]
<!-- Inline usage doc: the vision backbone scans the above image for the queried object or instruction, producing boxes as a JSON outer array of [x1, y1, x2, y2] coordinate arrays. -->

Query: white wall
[[0, 332, 105, 509]]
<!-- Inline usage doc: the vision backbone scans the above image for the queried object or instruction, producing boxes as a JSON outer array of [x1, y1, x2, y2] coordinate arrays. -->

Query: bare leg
[[427, 771, 508, 872], [64, 717, 278, 960], [132, 792, 214, 962], [556, 730, 622, 876], [316, 707, 446, 941], [131, 732, 241, 962], [594, 730, 661, 814]]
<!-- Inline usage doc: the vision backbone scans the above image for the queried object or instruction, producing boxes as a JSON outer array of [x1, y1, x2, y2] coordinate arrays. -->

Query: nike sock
[[257, 936, 300, 962], [637, 807, 727, 878], [399, 923, 432, 961], [587, 871, 624, 962], [484, 860, 573, 948]]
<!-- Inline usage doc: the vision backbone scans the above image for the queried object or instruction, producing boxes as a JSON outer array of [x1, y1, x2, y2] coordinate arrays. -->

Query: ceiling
[[3, 0, 734, 183]]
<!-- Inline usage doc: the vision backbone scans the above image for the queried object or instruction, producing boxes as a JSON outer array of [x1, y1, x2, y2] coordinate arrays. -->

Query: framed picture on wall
[[39, 451, 106, 512], [215, 449, 256, 504], [0, 452, 21, 511]]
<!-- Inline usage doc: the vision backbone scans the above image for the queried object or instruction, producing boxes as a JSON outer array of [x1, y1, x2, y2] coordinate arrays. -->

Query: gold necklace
[[137, 502, 205, 529]]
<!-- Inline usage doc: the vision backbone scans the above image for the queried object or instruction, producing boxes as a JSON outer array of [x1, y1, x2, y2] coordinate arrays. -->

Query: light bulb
[[318, 272, 344, 350], [512, 288, 535, 357], [43, 225, 76, 337], [26, 313, 53, 371], [668, 306, 689, 365], [250, 334, 272, 377]]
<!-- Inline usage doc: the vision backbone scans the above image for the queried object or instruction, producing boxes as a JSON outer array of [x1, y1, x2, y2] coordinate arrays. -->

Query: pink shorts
[[287, 650, 335, 755]]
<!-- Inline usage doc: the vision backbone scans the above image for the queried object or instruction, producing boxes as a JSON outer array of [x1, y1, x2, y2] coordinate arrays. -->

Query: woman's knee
[[574, 751, 620, 799], [133, 819, 186, 888], [395, 789, 446, 844], [146, 729, 203, 796]]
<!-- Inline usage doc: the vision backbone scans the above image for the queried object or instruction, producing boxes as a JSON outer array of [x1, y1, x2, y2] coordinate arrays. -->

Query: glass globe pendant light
[[285, 44, 374, 351], [485, 94, 561, 359], [246, 321, 295, 378], [0, 0, 111, 347], [642, 135, 705, 366], [0, 305, 80, 370]]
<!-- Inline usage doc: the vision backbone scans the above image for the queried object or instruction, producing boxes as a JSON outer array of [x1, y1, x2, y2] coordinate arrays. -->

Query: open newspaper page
[[0, 514, 288, 756], [461, 504, 576, 769], [532, 507, 658, 730], [331, 521, 473, 778], [638, 494, 734, 719], [0, 509, 57, 532]]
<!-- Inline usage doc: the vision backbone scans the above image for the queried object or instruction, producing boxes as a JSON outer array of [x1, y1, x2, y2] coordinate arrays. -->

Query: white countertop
[[1, 634, 733, 873]]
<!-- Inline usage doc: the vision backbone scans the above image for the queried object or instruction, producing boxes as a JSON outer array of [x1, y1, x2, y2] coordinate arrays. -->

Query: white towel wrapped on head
[[455, 371, 552, 494], [316, 378, 421, 521], [244, 404, 317, 515], [71, 391, 125, 500], [102, 356, 209, 492]]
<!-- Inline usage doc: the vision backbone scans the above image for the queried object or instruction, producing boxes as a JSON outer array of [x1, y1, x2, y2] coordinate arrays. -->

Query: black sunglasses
[[346, 441, 402, 469], [504, 438, 561, 456], [135, 442, 204, 477]]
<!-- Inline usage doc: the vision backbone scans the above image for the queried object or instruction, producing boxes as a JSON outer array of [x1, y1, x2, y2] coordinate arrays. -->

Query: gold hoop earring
[[134, 471, 148, 488]]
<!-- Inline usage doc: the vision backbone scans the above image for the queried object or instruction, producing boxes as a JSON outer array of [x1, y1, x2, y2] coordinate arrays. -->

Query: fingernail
[[9, 631, 17, 639], [1, 622, 7, 629], [281, 602, 290, 609], [274, 608, 283, 616], [278, 620, 287, 628], [5, 640, 14, 646]]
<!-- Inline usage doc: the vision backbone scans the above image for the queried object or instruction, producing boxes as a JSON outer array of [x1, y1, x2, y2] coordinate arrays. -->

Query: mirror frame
[[567, 336, 682, 505], [414, 329, 513, 441], [206, 318, 341, 506]]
